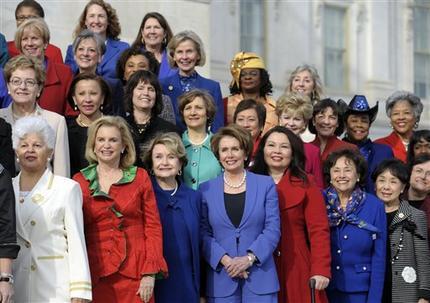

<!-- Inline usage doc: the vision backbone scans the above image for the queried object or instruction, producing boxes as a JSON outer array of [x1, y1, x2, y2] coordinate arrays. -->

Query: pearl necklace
[[188, 133, 209, 146], [224, 170, 246, 188]]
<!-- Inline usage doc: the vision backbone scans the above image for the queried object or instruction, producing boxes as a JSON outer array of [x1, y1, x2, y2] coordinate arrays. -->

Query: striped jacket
[[388, 200, 430, 303]]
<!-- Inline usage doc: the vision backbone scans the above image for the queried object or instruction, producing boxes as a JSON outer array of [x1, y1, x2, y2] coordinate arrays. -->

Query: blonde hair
[[15, 17, 50, 52], [286, 64, 323, 104], [276, 92, 313, 121], [85, 116, 136, 169], [167, 30, 206, 68]]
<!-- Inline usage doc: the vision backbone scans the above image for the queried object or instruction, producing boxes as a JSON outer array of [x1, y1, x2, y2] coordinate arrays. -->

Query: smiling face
[[409, 161, 430, 195], [72, 79, 104, 118], [264, 132, 292, 174], [235, 108, 261, 140], [313, 107, 338, 138], [183, 97, 208, 131], [74, 38, 100, 72], [291, 70, 315, 97], [7, 68, 42, 105], [124, 55, 150, 81], [390, 100, 417, 136], [20, 27, 46, 60], [132, 80, 156, 113], [375, 170, 405, 206], [414, 138, 430, 157], [330, 156, 359, 196], [218, 136, 246, 174], [346, 114, 370, 142], [151, 143, 181, 181], [85, 4, 108, 36], [16, 132, 51, 173], [16, 7, 39, 27], [173, 39, 199, 76], [239, 68, 261, 92], [94, 125, 124, 166], [142, 17, 165, 50], [279, 110, 307, 135]]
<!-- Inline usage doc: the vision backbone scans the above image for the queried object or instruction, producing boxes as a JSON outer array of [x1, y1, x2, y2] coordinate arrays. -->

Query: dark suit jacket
[[65, 38, 129, 80], [0, 118, 15, 176], [160, 71, 224, 133]]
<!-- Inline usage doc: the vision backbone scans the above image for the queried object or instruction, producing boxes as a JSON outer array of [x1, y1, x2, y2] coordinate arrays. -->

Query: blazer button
[[363, 266, 367, 271], [192, 162, 197, 167], [30, 264, 36, 271], [336, 266, 340, 270], [337, 249, 341, 254], [25, 241, 31, 248], [30, 220, 36, 226], [191, 178, 196, 184], [343, 235, 348, 239]]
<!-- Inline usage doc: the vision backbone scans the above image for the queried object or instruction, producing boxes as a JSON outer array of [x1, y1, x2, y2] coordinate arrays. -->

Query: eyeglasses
[[412, 167, 430, 179], [16, 15, 38, 22], [240, 71, 259, 78], [9, 78, 38, 88]]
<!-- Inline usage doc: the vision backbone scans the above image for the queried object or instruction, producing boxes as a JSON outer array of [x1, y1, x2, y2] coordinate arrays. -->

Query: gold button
[[30, 220, 36, 226], [30, 264, 36, 271], [24, 241, 31, 248]]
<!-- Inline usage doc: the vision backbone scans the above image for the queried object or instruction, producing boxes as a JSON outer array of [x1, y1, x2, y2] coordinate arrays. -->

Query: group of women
[[0, 1, 429, 303]]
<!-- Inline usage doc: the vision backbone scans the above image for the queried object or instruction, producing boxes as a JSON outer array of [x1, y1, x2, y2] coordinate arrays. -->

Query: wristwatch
[[247, 252, 256, 266], [0, 273, 14, 284]]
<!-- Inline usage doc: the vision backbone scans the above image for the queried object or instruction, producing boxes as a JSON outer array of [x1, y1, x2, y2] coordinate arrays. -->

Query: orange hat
[[230, 52, 265, 87]]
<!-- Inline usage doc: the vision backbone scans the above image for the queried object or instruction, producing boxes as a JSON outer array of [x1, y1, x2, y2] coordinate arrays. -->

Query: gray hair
[[167, 30, 206, 68], [72, 29, 106, 57], [12, 116, 55, 150], [286, 64, 323, 103], [385, 90, 423, 122]]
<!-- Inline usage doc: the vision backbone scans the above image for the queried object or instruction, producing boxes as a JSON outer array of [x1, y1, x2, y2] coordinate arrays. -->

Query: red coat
[[73, 166, 168, 302], [7, 41, 64, 63], [38, 59, 73, 116], [375, 131, 407, 162], [276, 172, 331, 303], [304, 142, 324, 188], [311, 136, 358, 162]]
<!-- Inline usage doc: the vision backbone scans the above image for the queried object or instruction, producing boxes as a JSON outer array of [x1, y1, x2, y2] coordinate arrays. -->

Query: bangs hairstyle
[[4, 55, 46, 85], [12, 116, 55, 150], [229, 68, 273, 97], [15, 17, 50, 50], [85, 116, 136, 169], [286, 64, 323, 103], [124, 70, 163, 116], [371, 158, 409, 185], [276, 92, 313, 121], [143, 132, 188, 171], [407, 129, 430, 164], [131, 12, 174, 50], [73, 0, 121, 39], [309, 98, 345, 136], [251, 126, 307, 183], [15, 0, 45, 19], [233, 99, 266, 130], [167, 30, 206, 68], [116, 48, 159, 84], [323, 148, 367, 188], [178, 89, 216, 128], [211, 125, 253, 168], [67, 73, 112, 114]]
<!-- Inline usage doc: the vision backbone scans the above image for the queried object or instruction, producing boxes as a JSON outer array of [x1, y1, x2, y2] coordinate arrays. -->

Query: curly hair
[[229, 68, 273, 97], [116, 47, 160, 84], [73, 0, 121, 39], [131, 12, 174, 51], [286, 64, 323, 104]]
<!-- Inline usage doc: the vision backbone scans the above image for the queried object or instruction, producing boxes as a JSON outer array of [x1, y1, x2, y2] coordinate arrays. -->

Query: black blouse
[[224, 191, 246, 228], [66, 117, 89, 177]]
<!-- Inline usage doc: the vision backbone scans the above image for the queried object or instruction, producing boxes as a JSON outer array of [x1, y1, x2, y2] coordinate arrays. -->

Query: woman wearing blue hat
[[343, 95, 394, 194]]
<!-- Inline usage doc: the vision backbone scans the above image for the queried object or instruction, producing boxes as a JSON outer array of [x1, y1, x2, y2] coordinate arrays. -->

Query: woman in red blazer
[[251, 126, 331, 303]]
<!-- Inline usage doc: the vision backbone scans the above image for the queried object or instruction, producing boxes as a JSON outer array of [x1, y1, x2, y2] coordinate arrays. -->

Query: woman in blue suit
[[323, 149, 387, 303], [200, 125, 280, 302], [160, 30, 224, 133], [65, 0, 129, 80]]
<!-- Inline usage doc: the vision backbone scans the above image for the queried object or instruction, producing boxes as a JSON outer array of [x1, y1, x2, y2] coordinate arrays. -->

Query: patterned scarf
[[325, 186, 380, 233], [179, 71, 198, 93]]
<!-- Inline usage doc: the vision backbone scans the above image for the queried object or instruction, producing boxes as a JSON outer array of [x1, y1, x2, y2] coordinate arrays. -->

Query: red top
[[276, 172, 331, 303], [7, 41, 64, 63], [311, 136, 358, 162], [73, 166, 168, 286], [375, 131, 407, 163]]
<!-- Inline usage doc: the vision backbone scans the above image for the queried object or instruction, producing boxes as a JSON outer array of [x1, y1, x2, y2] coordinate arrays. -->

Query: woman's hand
[[0, 282, 13, 303], [310, 275, 330, 290], [225, 256, 251, 278], [71, 298, 90, 303], [137, 275, 155, 302]]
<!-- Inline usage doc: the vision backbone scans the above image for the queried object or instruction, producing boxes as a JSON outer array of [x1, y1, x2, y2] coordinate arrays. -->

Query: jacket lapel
[[211, 175, 234, 227], [390, 200, 412, 228], [277, 172, 305, 210], [239, 172, 257, 227]]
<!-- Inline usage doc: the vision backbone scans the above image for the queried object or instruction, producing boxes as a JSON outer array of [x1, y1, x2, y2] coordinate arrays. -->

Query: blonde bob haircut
[[85, 116, 136, 169], [15, 18, 50, 51], [276, 92, 313, 122], [143, 132, 188, 170], [211, 124, 253, 168], [4, 55, 46, 85], [167, 30, 206, 68]]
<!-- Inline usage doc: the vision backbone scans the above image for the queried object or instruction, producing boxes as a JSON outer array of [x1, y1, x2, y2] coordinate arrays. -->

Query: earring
[[16, 158, 19, 163], [177, 169, 182, 176], [74, 103, 78, 111], [121, 149, 125, 154], [100, 105, 104, 111], [357, 178, 360, 182], [150, 169, 155, 175], [163, 36, 167, 45], [47, 157, 51, 162], [414, 121, 419, 129]]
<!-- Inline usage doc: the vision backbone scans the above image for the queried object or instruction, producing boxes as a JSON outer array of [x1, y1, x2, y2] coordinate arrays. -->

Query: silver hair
[[167, 30, 206, 68], [12, 116, 55, 150], [72, 29, 106, 56], [385, 90, 423, 122]]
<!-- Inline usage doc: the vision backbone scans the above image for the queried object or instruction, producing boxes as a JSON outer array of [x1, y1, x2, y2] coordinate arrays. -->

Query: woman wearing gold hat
[[224, 52, 277, 135]]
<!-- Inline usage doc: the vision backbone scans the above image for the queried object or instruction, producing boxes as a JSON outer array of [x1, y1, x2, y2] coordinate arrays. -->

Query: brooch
[[168, 85, 173, 91]]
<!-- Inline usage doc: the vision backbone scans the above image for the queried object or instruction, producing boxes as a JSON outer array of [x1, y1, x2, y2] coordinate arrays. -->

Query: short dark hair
[[323, 148, 367, 188], [124, 70, 163, 116], [407, 129, 430, 164], [251, 126, 307, 182], [67, 73, 112, 114], [409, 154, 430, 175], [233, 99, 266, 129], [372, 158, 409, 185], [15, 0, 44, 19], [309, 98, 346, 136], [178, 89, 217, 128], [116, 47, 160, 84], [229, 68, 273, 97]]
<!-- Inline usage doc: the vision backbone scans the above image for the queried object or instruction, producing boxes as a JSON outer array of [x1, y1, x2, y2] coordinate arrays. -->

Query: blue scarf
[[179, 71, 198, 93], [325, 186, 380, 233]]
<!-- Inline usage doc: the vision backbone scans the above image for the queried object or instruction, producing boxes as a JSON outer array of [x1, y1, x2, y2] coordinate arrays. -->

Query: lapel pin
[[168, 85, 173, 91], [398, 212, 404, 218]]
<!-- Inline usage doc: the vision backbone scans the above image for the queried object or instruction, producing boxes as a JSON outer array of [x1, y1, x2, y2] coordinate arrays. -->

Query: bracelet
[[247, 253, 256, 266]]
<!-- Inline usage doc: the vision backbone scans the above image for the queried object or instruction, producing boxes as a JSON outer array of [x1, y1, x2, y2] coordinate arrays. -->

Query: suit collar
[[277, 172, 306, 209], [99, 38, 121, 68], [391, 199, 413, 227]]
